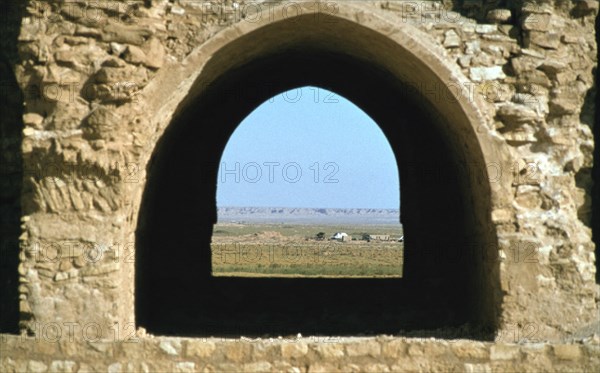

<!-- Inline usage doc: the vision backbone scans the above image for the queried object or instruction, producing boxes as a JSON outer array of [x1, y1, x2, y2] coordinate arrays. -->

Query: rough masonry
[[1, 0, 599, 371]]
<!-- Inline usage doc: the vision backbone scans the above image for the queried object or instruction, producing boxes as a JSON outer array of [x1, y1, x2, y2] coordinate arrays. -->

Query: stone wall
[[1, 0, 599, 370], [1, 333, 599, 372]]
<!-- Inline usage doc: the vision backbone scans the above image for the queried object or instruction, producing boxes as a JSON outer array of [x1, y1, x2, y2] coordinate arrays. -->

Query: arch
[[133, 2, 511, 337]]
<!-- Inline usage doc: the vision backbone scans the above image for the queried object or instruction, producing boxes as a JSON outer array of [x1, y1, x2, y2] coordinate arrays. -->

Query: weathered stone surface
[[102, 23, 153, 46], [4, 3, 599, 373], [170, 6, 186, 16], [186, 340, 216, 358], [5, 336, 594, 372], [110, 42, 126, 56], [79, 262, 119, 277], [550, 99, 579, 116], [314, 343, 345, 358], [173, 361, 195, 372], [457, 55, 472, 68], [74, 25, 102, 38], [123, 45, 146, 65], [464, 363, 491, 373], [475, 24, 497, 34], [49, 360, 76, 373], [487, 9, 511, 23], [511, 57, 541, 74], [526, 31, 560, 49], [23, 113, 44, 129], [95, 67, 142, 84], [308, 362, 340, 373], [470, 66, 506, 82], [443, 30, 461, 48], [521, 14, 551, 32], [382, 339, 406, 358], [553, 345, 582, 360], [490, 344, 521, 360], [345, 340, 381, 357], [159, 340, 181, 356], [82, 106, 121, 140], [362, 363, 390, 372], [496, 103, 541, 128], [142, 38, 166, 69], [281, 342, 309, 359], [242, 361, 272, 372], [223, 343, 252, 362], [27, 360, 48, 373], [452, 341, 490, 359]]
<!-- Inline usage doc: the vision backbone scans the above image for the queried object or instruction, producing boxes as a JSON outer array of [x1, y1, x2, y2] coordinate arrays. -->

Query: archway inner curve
[[135, 9, 503, 338]]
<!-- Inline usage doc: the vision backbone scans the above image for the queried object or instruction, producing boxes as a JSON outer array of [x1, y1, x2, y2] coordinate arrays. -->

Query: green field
[[211, 223, 404, 277]]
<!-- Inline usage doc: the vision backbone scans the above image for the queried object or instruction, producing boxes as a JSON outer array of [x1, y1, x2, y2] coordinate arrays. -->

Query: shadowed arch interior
[[136, 14, 501, 338]]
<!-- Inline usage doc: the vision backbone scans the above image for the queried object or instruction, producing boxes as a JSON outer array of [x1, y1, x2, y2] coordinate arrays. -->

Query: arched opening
[[135, 11, 502, 338], [212, 85, 403, 278]]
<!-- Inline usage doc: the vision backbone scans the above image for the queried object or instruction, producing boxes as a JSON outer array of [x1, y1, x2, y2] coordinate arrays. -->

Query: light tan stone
[[553, 345, 582, 360], [345, 341, 381, 357], [281, 342, 309, 359], [173, 362, 195, 373], [490, 345, 521, 360], [142, 38, 165, 69], [243, 361, 272, 372], [27, 361, 48, 373], [382, 339, 406, 358], [452, 341, 489, 359], [314, 343, 345, 358], [4, 3, 600, 372], [487, 9, 511, 23], [224, 343, 252, 362], [23, 113, 44, 129], [186, 340, 216, 358], [464, 363, 491, 373], [159, 340, 181, 356], [124, 45, 146, 65], [407, 343, 424, 357], [363, 363, 390, 373], [308, 363, 340, 373]]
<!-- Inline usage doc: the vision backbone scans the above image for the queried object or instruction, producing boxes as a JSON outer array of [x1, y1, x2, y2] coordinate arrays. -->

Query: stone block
[[470, 66, 506, 82], [382, 339, 406, 358], [490, 345, 521, 360], [452, 341, 489, 359], [243, 361, 272, 372], [487, 9, 511, 23], [308, 363, 340, 373], [314, 343, 345, 358], [186, 340, 216, 358], [553, 345, 582, 360], [443, 30, 460, 48], [345, 341, 381, 357], [281, 342, 309, 359]]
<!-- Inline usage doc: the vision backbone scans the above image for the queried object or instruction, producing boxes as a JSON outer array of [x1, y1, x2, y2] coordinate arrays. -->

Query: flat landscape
[[210, 222, 404, 278]]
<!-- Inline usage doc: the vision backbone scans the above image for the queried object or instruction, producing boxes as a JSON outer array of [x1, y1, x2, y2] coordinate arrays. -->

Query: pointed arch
[[133, 2, 510, 337]]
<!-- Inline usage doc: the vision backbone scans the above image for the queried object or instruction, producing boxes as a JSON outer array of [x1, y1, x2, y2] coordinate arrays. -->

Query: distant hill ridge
[[218, 207, 400, 215], [217, 206, 400, 224]]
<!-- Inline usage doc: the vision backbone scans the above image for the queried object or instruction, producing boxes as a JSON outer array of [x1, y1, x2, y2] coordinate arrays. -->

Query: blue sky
[[216, 86, 400, 209]]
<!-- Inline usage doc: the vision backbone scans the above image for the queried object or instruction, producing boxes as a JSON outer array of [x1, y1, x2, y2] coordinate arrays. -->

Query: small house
[[331, 232, 348, 241]]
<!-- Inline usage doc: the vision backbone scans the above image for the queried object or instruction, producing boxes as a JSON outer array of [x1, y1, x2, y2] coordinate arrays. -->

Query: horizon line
[[218, 205, 400, 210]]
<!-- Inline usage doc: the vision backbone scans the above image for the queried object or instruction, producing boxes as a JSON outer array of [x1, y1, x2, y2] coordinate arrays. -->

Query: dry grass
[[211, 223, 404, 277]]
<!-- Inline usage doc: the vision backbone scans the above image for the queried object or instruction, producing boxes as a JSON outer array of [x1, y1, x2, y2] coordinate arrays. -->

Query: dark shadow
[[592, 10, 600, 284], [575, 62, 595, 232], [136, 45, 499, 339], [0, 0, 25, 334]]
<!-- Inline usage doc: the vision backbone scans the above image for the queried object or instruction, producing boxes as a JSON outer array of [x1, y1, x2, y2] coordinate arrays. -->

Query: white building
[[331, 232, 348, 240]]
